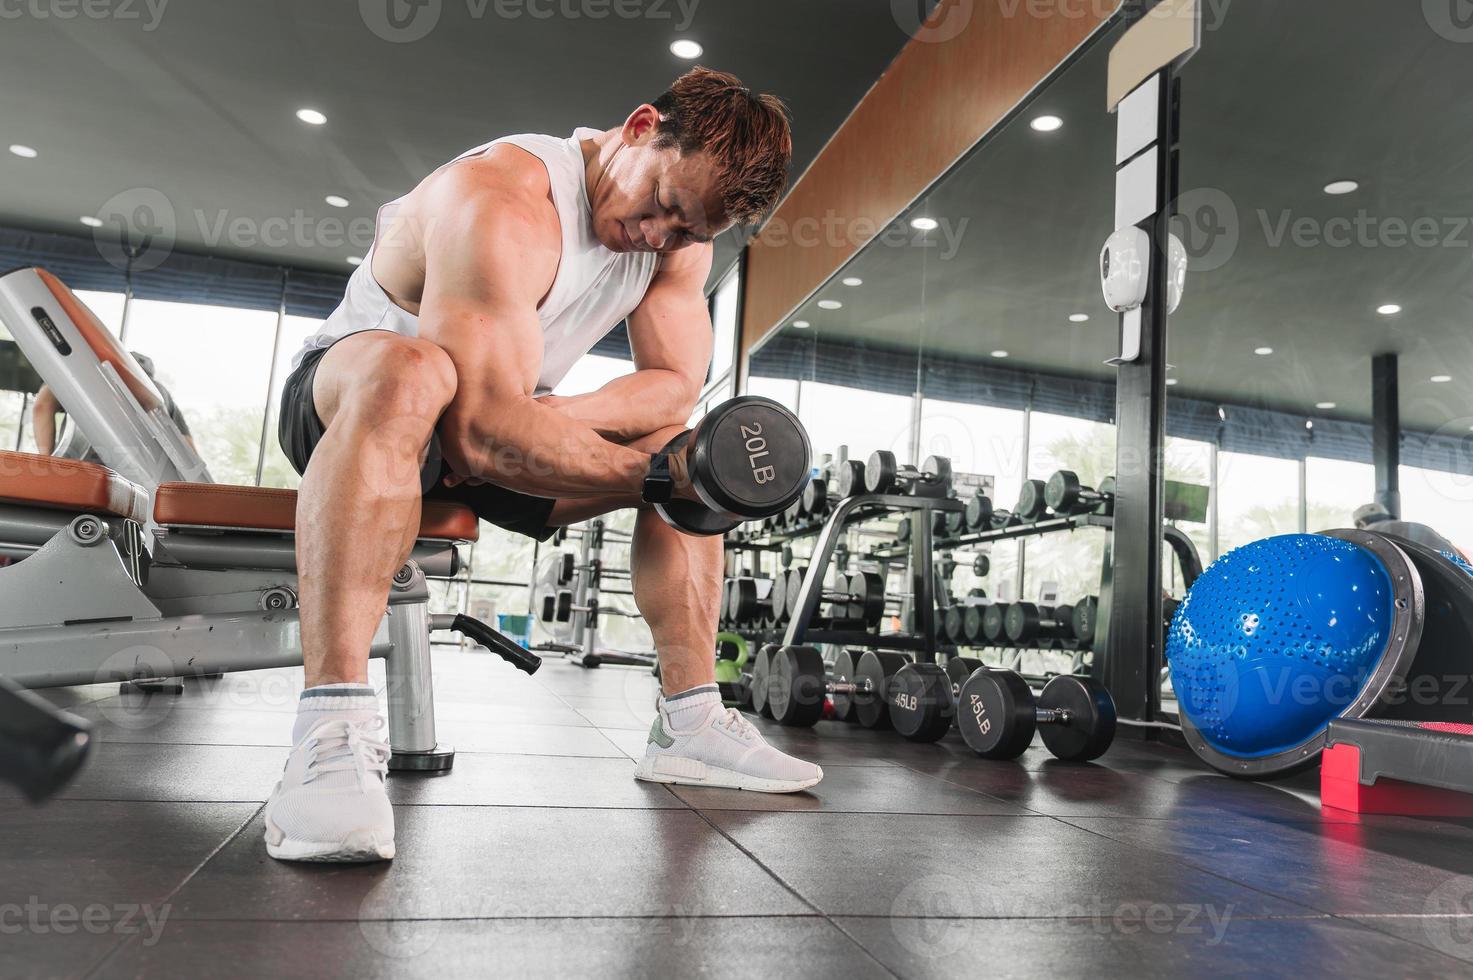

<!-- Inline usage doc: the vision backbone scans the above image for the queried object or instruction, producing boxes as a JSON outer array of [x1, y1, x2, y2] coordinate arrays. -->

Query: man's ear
[[621, 104, 662, 146]]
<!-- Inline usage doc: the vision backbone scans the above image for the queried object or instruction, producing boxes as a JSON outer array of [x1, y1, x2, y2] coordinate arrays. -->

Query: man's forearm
[[445, 396, 663, 500], [549, 369, 699, 442]]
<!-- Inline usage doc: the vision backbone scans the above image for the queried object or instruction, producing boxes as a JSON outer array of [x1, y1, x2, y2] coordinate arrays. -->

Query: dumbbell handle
[[827, 679, 878, 696], [1036, 707, 1072, 725]]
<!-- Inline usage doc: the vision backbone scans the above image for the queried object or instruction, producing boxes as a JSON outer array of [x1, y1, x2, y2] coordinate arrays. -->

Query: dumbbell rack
[[728, 490, 962, 660], [538, 520, 657, 670]]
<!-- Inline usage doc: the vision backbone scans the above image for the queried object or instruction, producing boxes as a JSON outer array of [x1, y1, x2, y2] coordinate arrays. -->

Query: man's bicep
[[627, 249, 715, 392]]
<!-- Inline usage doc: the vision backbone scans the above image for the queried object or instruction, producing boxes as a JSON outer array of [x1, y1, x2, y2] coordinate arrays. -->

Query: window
[[1024, 414, 1116, 608], [708, 268, 739, 385], [918, 399, 1026, 507], [257, 315, 326, 490], [553, 354, 636, 396], [1217, 452, 1301, 555], [76, 290, 126, 335], [746, 376, 799, 414], [1165, 436, 1213, 572], [1401, 464, 1473, 556], [797, 380, 913, 471], [1306, 457, 1375, 533], [123, 299, 279, 485]]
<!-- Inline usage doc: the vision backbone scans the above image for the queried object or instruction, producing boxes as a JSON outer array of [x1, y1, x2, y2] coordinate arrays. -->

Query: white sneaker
[[634, 702, 823, 793], [264, 716, 396, 862]]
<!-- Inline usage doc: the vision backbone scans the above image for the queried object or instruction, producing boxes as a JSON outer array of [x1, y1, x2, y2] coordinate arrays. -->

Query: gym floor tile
[[429, 696, 595, 730], [1061, 812, 1473, 915], [44, 742, 287, 803], [94, 917, 892, 980], [0, 800, 258, 910], [168, 807, 810, 920], [832, 913, 1469, 980], [385, 754, 687, 809], [69, 700, 295, 747], [1348, 914, 1473, 964], [922, 758, 1353, 822], [433, 718, 628, 757], [703, 811, 1315, 919], [670, 763, 1027, 816], [0, 931, 127, 980]]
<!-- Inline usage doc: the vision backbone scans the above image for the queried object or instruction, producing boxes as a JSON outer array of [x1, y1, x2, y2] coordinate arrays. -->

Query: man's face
[[590, 114, 731, 254]]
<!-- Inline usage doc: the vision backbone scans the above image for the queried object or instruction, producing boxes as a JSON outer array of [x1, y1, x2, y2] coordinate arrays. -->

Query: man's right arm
[[418, 157, 674, 500]]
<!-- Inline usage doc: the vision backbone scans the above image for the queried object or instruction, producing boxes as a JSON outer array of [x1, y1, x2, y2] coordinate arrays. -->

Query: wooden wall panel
[[741, 0, 1115, 364]]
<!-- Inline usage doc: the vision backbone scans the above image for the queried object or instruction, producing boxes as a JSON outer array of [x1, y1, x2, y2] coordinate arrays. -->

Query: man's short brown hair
[[651, 67, 792, 227]]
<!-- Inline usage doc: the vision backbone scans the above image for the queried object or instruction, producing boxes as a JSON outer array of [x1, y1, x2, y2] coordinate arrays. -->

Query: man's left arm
[[543, 244, 714, 441]]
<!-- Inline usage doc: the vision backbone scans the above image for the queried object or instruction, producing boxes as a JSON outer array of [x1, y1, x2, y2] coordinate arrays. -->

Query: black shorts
[[277, 336, 559, 542]]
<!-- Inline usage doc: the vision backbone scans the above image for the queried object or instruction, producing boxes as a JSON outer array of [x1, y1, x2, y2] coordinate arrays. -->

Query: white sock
[[660, 684, 722, 733], [292, 683, 380, 745]]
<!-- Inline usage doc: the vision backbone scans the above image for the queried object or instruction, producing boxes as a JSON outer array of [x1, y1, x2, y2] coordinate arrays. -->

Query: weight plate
[[749, 644, 776, 717], [963, 605, 985, 644], [852, 571, 886, 626], [982, 603, 1008, 643], [889, 663, 953, 743], [945, 657, 983, 707], [1044, 470, 1081, 514], [854, 650, 906, 729], [965, 494, 994, 531], [786, 568, 808, 625], [866, 450, 899, 495], [830, 650, 861, 722], [972, 552, 991, 577], [1072, 597, 1099, 644], [1005, 602, 1040, 643], [943, 606, 964, 642], [1016, 479, 1049, 522], [689, 396, 812, 517], [1037, 675, 1117, 762], [957, 668, 1037, 759], [770, 646, 826, 728], [733, 578, 758, 624], [836, 459, 866, 499], [922, 455, 953, 490], [1053, 604, 1076, 639], [769, 572, 788, 623]]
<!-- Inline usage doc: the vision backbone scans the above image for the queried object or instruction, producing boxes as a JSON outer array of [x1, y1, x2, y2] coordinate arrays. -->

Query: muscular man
[[266, 68, 822, 863]]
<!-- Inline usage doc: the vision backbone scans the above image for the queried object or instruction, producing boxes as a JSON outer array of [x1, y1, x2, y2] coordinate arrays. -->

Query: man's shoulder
[[429, 144, 555, 213]]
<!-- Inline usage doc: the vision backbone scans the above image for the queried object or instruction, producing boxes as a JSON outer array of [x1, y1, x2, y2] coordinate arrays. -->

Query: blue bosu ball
[[1168, 533, 1397, 774]]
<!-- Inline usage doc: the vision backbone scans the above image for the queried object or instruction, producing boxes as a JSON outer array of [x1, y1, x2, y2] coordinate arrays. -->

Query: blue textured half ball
[[1167, 533, 1394, 758]]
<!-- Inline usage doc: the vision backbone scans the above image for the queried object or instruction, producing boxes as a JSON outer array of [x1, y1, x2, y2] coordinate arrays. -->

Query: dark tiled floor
[[7, 654, 1473, 978]]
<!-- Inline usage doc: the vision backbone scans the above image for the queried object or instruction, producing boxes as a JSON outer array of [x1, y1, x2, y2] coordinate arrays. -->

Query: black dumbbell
[[944, 656, 984, 707], [1015, 479, 1052, 522], [956, 670, 1117, 761], [943, 606, 966, 643], [943, 509, 967, 538], [1004, 602, 1076, 644], [1072, 596, 1100, 644], [556, 552, 577, 585], [1045, 470, 1116, 516], [962, 603, 988, 645], [963, 493, 994, 531], [886, 662, 956, 742], [752, 645, 906, 728], [652, 396, 813, 537], [865, 451, 953, 499], [982, 603, 1011, 644], [835, 459, 867, 498], [729, 577, 777, 625], [971, 553, 991, 577], [801, 477, 831, 518]]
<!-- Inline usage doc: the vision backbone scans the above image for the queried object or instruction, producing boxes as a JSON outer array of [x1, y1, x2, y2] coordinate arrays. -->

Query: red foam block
[[1321, 742, 1473, 817]]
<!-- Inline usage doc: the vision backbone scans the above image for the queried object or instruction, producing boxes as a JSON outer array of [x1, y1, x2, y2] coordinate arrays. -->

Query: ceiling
[[0, 0, 925, 289], [778, 0, 1473, 434]]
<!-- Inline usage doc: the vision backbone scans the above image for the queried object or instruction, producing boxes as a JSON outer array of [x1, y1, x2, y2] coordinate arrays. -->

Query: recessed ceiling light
[[842, 277, 863, 287], [1306, 420, 1315, 431], [1254, 347, 1274, 356], [1432, 375, 1453, 384], [817, 300, 843, 311], [1316, 402, 1337, 410], [1377, 304, 1402, 316], [670, 39, 703, 59], [910, 217, 939, 232], [79, 216, 103, 228], [8, 144, 38, 159], [991, 350, 1009, 359], [296, 108, 327, 126], [792, 320, 811, 329], [325, 195, 350, 208], [1324, 180, 1360, 196], [1030, 115, 1064, 133], [346, 256, 364, 266], [1166, 378, 1179, 387], [1069, 313, 1090, 323]]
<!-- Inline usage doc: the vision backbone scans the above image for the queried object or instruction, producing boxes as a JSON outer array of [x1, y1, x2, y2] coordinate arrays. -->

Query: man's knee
[[323, 335, 458, 428]]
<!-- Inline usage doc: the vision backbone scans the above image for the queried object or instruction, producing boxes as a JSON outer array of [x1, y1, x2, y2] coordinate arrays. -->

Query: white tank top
[[294, 127, 660, 395]]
